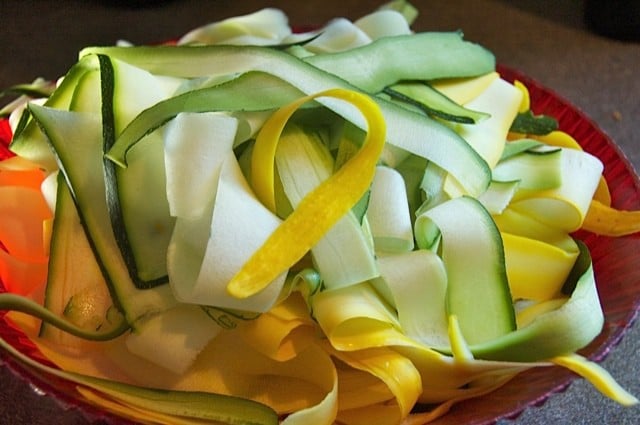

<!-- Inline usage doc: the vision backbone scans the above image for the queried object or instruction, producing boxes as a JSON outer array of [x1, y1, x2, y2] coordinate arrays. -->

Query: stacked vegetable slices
[[0, 2, 638, 424]]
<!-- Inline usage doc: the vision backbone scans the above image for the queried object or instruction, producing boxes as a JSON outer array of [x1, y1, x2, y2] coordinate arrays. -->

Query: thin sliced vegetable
[[431, 72, 499, 105], [582, 199, 640, 236], [512, 80, 530, 113], [163, 112, 238, 219], [468, 243, 603, 362], [500, 138, 544, 160], [101, 55, 177, 287], [384, 82, 489, 124], [40, 172, 123, 346], [509, 147, 603, 232], [178, 8, 292, 46], [0, 2, 637, 423], [274, 124, 378, 288], [372, 250, 449, 347], [452, 77, 522, 169], [28, 105, 178, 326], [227, 88, 385, 299], [493, 147, 562, 191], [378, 0, 418, 25], [325, 344, 422, 421], [0, 333, 279, 425], [125, 304, 222, 374], [355, 9, 412, 39], [89, 43, 491, 197], [502, 232, 579, 301], [416, 196, 516, 345], [367, 165, 414, 253], [477, 180, 520, 215], [304, 32, 495, 93], [300, 18, 372, 54], [168, 152, 287, 312], [552, 354, 638, 406], [9, 55, 100, 172]]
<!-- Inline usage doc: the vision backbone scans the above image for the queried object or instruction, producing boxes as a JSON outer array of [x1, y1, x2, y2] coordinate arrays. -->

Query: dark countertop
[[1, 0, 638, 424]]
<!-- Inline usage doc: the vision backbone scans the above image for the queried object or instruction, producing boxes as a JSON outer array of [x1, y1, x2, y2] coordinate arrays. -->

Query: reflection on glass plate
[[1, 65, 639, 424]]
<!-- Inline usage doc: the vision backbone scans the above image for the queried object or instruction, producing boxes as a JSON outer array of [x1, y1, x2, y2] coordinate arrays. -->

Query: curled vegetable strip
[[508, 147, 603, 232], [0, 328, 280, 425], [551, 354, 639, 406], [367, 165, 415, 253], [274, 125, 378, 289], [501, 232, 578, 301], [302, 18, 372, 53], [431, 72, 499, 106], [168, 152, 286, 312], [354, 9, 412, 39], [583, 199, 640, 236], [454, 77, 522, 169], [240, 294, 317, 362], [371, 250, 449, 347], [505, 85, 638, 237], [227, 88, 385, 299], [327, 344, 422, 423], [178, 8, 293, 46], [163, 112, 239, 219], [517, 131, 639, 236]]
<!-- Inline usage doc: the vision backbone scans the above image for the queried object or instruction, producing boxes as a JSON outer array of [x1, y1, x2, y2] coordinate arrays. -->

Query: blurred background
[[0, 0, 638, 89]]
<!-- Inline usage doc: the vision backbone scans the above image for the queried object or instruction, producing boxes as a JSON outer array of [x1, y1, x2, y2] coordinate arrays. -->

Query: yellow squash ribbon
[[227, 88, 386, 298]]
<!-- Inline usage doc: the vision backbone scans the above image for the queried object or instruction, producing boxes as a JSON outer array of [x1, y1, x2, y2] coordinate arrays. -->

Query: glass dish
[[1, 65, 639, 424]]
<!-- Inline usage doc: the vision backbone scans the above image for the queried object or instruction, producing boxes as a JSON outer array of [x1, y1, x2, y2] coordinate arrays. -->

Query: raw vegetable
[[0, 1, 638, 424], [228, 88, 385, 299]]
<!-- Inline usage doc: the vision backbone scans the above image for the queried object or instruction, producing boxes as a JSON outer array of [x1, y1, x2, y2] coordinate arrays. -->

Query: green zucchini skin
[[468, 247, 604, 362], [85, 40, 493, 197], [26, 33, 491, 346], [9, 55, 100, 172], [384, 82, 490, 124], [99, 54, 174, 289], [29, 103, 178, 329], [416, 196, 516, 346], [304, 31, 496, 92], [40, 172, 127, 342], [81, 31, 495, 88]]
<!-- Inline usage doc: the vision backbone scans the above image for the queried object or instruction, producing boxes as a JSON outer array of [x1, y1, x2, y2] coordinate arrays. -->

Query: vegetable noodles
[[0, 1, 638, 424]]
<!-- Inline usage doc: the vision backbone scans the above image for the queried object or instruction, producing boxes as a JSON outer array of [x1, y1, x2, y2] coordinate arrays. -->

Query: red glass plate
[[1, 65, 639, 424]]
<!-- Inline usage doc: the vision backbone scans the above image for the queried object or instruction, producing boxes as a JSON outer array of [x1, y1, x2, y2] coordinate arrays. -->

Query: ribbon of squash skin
[[7, 306, 332, 423], [509, 82, 640, 236], [582, 200, 640, 236], [529, 131, 638, 236], [0, 320, 280, 425], [551, 354, 638, 406], [508, 130, 640, 237], [226, 88, 385, 299], [321, 341, 422, 423]]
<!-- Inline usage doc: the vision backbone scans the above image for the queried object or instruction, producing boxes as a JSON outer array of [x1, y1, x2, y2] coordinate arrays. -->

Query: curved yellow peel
[[533, 130, 582, 150], [447, 314, 474, 362], [228, 88, 386, 299], [583, 199, 640, 237], [513, 80, 530, 113], [552, 354, 639, 406]]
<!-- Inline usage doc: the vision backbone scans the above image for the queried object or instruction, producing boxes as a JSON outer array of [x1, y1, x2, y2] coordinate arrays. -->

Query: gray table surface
[[1, 0, 638, 424]]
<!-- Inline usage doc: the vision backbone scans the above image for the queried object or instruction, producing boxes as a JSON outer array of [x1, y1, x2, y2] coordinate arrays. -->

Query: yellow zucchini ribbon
[[227, 88, 386, 299]]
